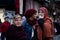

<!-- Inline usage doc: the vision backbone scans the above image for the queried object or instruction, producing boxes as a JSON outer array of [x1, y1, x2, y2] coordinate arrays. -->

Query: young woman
[[23, 9, 42, 40], [38, 7, 54, 40], [6, 14, 28, 40]]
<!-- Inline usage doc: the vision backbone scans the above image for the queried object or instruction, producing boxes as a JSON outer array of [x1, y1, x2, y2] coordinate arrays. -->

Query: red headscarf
[[24, 9, 37, 19], [39, 7, 52, 22], [39, 7, 48, 18], [24, 9, 37, 26]]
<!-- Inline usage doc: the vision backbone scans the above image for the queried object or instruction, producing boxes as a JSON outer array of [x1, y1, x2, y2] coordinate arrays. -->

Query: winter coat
[[6, 25, 28, 40], [38, 7, 54, 40], [23, 20, 43, 40], [2, 21, 10, 33], [43, 17, 54, 38], [23, 20, 32, 40]]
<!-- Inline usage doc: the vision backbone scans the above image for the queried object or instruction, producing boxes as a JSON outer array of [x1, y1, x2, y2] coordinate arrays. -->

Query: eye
[[15, 19, 18, 21], [19, 19, 22, 21]]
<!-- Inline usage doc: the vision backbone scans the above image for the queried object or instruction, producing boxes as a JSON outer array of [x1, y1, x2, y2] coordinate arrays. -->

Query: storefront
[[0, 0, 15, 24]]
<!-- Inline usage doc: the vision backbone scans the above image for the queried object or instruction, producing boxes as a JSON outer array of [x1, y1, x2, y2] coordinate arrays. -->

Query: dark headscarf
[[24, 9, 37, 26], [24, 9, 37, 19]]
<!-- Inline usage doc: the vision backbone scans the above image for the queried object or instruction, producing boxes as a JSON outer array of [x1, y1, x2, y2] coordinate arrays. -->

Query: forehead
[[14, 17, 22, 20], [14, 16, 22, 20], [39, 9, 43, 12], [14, 15, 22, 18], [38, 9, 43, 13]]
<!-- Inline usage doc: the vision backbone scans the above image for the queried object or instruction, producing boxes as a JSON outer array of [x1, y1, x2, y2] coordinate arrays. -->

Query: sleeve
[[37, 26, 42, 40], [44, 20, 54, 37]]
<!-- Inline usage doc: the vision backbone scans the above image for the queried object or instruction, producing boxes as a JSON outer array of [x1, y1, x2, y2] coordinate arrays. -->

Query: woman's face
[[38, 10, 44, 19], [32, 13, 37, 19], [14, 17, 22, 27]]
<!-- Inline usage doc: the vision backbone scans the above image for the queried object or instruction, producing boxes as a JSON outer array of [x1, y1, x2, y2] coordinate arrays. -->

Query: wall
[[25, 0, 40, 15], [20, 0, 23, 14], [0, 9, 5, 22]]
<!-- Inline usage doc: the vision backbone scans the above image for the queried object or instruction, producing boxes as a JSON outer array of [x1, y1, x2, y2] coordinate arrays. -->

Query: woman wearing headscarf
[[23, 9, 42, 40], [38, 7, 54, 40]]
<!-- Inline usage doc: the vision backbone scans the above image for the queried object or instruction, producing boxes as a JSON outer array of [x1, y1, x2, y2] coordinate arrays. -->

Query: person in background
[[0, 19, 2, 37], [1, 17, 10, 40], [38, 7, 54, 40], [23, 9, 42, 40], [0, 19, 2, 32], [54, 18, 60, 35], [5, 14, 28, 40], [22, 16, 26, 22]]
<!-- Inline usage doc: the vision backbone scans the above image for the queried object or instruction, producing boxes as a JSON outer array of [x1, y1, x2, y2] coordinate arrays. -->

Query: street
[[53, 35, 60, 40]]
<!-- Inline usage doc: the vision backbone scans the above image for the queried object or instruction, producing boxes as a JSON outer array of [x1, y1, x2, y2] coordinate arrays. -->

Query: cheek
[[16, 21, 22, 25], [14, 21, 22, 25], [19, 21, 22, 24], [33, 15, 37, 18], [42, 14, 44, 16], [14, 21, 18, 24]]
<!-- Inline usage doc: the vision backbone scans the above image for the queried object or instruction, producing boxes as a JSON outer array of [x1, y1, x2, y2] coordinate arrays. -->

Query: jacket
[[23, 20, 32, 40], [38, 7, 54, 40], [6, 25, 28, 40], [23, 20, 43, 40], [2, 21, 10, 33], [43, 17, 54, 38]]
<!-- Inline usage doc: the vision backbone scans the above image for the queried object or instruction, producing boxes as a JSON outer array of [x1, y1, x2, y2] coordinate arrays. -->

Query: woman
[[38, 7, 54, 40], [23, 9, 42, 40], [1, 17, 10, 40], [6, 14, 28, 40]]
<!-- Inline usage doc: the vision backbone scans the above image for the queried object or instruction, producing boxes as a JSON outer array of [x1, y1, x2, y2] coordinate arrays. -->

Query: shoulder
[[6, 25, 15, 32], [44, 17, 52, 23], [22, 20, 32, 30], [23, 20, 29, 26], [23, 20, 27, 24], [8, 25, 15, 29], [44, 17, 52, 26], [2, 22, 5, 25]]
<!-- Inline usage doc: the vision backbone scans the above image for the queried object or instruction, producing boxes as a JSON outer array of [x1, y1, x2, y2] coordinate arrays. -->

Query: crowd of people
[[0, 7, 54, 40]]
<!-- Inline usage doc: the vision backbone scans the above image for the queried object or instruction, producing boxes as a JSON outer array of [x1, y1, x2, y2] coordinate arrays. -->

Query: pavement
[[53, 35, 60, 40]]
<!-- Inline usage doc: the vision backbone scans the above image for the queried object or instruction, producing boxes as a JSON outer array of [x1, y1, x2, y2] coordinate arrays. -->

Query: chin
[[16, 25, 22, 27]]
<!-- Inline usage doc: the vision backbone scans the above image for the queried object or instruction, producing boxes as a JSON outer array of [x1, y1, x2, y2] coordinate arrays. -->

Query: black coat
[[6, 25, 28, 40]]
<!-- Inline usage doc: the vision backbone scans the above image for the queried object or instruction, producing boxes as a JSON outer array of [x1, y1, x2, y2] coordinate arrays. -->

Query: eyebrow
[[14, 17, 22, 19]]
